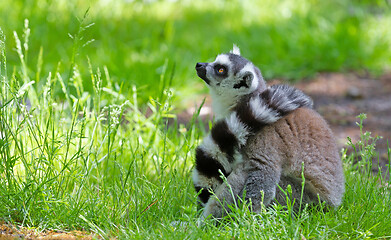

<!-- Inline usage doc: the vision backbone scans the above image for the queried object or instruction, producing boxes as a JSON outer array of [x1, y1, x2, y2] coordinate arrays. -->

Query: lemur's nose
[[196, 62, 206, 69]]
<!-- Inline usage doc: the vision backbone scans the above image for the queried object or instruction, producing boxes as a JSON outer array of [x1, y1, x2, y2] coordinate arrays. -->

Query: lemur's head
[[196, 46, 267, 117]]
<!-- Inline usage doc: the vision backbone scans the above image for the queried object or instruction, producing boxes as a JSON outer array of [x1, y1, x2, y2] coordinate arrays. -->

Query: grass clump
[[1, 3, 391, 239], [0, 22, 201, 236]]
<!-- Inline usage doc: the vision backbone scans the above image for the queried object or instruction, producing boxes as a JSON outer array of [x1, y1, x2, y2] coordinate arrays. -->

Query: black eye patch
[[214, 65, 228, 77]]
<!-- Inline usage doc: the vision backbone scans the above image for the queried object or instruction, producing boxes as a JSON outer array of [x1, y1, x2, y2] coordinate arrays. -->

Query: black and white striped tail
[[193, 85, 313, 205]]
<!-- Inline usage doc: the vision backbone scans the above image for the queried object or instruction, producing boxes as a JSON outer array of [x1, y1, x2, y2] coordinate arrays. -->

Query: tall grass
[[1, 2, 391, 239], [0, 21, 202, 236]]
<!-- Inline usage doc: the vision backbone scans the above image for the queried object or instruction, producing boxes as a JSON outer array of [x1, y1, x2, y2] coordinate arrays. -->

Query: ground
[[0, 222, 98, 240]]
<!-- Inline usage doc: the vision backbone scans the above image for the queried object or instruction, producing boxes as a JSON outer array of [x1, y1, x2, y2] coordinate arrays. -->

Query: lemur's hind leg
[[272, 175, 320, 211]]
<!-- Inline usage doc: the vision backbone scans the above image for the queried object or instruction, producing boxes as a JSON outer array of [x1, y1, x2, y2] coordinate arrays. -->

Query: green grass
[[1, 0, 391, 239]]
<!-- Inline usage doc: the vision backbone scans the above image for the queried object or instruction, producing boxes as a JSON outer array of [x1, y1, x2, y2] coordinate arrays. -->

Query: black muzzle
[[195, 62, 210, 85]]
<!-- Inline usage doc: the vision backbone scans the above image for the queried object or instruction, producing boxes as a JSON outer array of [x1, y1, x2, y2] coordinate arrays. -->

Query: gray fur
[[228, 53, 249, 75]]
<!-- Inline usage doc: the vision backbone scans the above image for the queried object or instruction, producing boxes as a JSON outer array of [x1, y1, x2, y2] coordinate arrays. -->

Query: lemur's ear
[[230, 44, 240, 55]]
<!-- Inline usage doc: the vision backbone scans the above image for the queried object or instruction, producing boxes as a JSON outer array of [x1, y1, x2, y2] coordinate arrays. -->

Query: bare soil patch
[[0, 222, 99, 240]]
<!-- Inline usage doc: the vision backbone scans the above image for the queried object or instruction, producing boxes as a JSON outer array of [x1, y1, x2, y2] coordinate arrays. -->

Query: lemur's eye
[[214, 65, 227, 76]]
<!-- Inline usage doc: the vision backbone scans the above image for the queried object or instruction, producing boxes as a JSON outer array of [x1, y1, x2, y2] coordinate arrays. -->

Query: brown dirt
[[0, 222, 99, 240]]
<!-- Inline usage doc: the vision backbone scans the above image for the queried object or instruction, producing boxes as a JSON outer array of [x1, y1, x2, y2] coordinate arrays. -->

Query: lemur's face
[[195, 51, 265, 97]]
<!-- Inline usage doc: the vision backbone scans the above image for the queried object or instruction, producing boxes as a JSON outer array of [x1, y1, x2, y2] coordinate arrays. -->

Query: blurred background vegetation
[[1, 0, 391, 107], [1, 1, 391, 237]]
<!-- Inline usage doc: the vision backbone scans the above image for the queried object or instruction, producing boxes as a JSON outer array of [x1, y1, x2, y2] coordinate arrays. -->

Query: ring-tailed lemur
[[193, 46, 345, 219]]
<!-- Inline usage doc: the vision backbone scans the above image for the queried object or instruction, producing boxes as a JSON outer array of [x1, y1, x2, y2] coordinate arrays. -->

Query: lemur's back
[[245, 107, 345, 208]]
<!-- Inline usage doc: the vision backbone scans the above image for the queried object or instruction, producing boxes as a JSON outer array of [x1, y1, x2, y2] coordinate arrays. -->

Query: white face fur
[[196, 47, 267, 118]]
